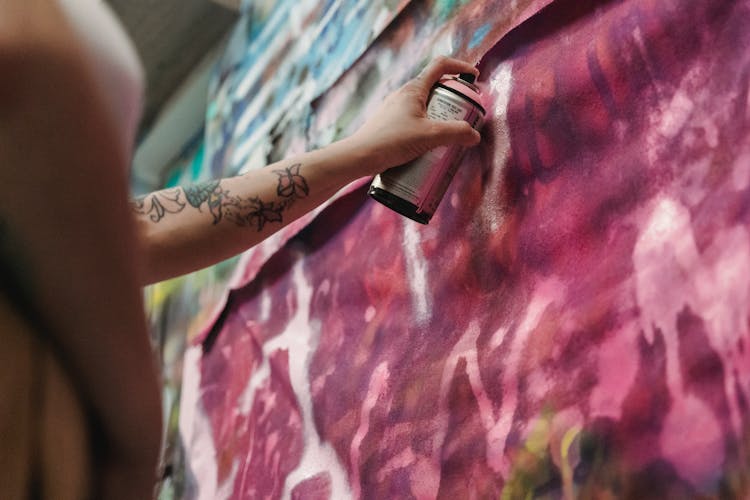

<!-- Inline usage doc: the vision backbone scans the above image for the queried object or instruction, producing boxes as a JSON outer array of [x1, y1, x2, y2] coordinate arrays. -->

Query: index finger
[[413, 56, 479, 95]]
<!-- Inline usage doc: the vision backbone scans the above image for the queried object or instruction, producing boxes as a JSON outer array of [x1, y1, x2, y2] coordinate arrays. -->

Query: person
[[0, 1, 481, 498]]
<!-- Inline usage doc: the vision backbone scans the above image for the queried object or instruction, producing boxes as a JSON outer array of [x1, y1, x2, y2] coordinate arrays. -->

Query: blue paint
[[469, 23, 492, 49], [205, 0, 408, 176]]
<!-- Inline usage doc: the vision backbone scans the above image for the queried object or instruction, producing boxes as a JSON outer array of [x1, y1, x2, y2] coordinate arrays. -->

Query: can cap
[[438, 76, 485, 114]]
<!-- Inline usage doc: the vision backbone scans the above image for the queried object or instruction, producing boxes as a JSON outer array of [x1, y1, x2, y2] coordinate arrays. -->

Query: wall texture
[[155, 0, 750, 497]]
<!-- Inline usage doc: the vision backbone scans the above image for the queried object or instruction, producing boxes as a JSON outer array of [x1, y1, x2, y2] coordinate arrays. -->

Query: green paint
[[164, 140, 206, 188], [434, 0, 460, 22], [190, 142, 206, 182]]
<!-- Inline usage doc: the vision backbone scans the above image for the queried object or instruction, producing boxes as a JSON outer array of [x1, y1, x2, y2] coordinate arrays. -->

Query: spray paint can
[[368, 72, 485, 224]]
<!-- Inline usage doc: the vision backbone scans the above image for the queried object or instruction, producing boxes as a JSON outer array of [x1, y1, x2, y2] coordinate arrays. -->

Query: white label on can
[[373, 88, 481, 211]]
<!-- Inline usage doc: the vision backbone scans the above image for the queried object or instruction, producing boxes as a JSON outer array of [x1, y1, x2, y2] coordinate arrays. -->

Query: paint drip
[[369, 73, 485, 224]]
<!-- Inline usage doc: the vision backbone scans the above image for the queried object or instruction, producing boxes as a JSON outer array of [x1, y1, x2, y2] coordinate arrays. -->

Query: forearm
[[136, 56, 482, 284], [135, 137, 371, 284]]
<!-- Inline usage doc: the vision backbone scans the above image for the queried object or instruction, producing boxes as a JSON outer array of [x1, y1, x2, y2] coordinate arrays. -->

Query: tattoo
[[183, 180, 225, 224], [131, 163, 310, 232], [132, 188, 185, 222], [274, 164, 309, 199], [223, 164, 310, 231], [223, 197, 284, 231]]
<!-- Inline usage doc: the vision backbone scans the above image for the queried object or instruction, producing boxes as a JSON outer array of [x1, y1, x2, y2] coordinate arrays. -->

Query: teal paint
[[435, 0, 461, 21], [469, 23, 492, 49], [190, 142, 206, 181], [164, 139, 206, 188]]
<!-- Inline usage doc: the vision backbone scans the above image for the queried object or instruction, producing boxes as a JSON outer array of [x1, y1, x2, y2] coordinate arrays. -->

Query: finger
[[426, 120, 481, 148], [414, 56, 479, 94]]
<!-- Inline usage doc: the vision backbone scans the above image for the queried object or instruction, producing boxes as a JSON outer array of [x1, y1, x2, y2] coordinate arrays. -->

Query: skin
[[1, 1, 161, 499], [0, 0, 480, 497], [134, 58, 481, 284]]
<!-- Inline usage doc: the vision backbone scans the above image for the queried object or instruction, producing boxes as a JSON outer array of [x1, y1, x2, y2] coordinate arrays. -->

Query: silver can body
[[369, 84, 484, 224]]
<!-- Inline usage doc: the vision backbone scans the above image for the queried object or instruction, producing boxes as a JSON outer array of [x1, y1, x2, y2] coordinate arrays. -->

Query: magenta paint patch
[[180, 0, 750, 497]]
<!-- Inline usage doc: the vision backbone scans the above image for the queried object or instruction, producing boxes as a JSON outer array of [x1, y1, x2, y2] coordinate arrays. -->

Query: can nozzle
[[458, 72, 477, 84]]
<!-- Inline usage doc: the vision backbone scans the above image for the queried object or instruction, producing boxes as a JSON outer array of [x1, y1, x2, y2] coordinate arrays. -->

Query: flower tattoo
[[132, 163, 310, 233], [274, 164, 309, 199], [132, 188, 186, 222], [183, 180, 225, 224], [244, 197, 283, 231]]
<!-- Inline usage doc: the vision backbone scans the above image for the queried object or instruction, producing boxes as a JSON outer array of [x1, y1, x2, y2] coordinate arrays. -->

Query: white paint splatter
[[234, 10, 292, 98], [634, 197, 694, 394], [259, 289, 271, 322], [431, 283, 563, 480], [633, 195, 750, 486], [402, 220, 431, 325], [180, 346, 239, 500], [658, 90, 695, 139], [488, 324, 509, 351], [450, 192, 460, 208], [237, 337, 271, 416], [364, 305, 376, 322], [482, 62, 514, 233], [483, 279, 565, 474], [230, 255, 351, 498], [233, 85, 307, 168], [280, 256, 353, 500], [350, 361, 390, 499]]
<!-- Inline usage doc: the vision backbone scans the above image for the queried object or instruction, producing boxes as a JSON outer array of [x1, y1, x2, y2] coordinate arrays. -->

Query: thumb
[[427, 120, 481, 148]]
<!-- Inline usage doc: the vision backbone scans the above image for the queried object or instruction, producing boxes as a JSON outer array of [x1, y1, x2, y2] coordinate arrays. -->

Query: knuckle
[[427, 121, 446, 137], [402, 84, 424, 101], [402, 81, 419, 92]]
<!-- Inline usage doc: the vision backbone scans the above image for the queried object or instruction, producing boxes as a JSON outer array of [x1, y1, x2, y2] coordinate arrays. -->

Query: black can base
[[368, 186, 431, 224]]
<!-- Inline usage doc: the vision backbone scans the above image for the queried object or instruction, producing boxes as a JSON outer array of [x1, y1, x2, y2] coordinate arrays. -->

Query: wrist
[[325, 135, 384, 181]]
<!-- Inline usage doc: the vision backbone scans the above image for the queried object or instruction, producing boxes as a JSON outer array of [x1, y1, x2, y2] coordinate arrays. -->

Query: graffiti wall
[[162, 0, 750, 497]]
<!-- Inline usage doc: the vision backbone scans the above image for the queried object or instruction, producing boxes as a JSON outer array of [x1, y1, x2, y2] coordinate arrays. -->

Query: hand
[[346, 56, 482, 175]]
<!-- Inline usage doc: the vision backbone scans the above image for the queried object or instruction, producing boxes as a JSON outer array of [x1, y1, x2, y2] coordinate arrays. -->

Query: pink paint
[[182, 0, 750, 496], [349, 362, 391, 498], [290, 473, 332, 500], [409, 457, 441, 499], [589, 321, 641, 420], [376, 446, 417, 482], [661, 395, 724, 491]]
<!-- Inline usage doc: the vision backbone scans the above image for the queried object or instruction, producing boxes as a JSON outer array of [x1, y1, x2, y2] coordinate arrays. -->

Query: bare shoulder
[[0, 1, 92, 111], [0, 1, 123, 171]]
